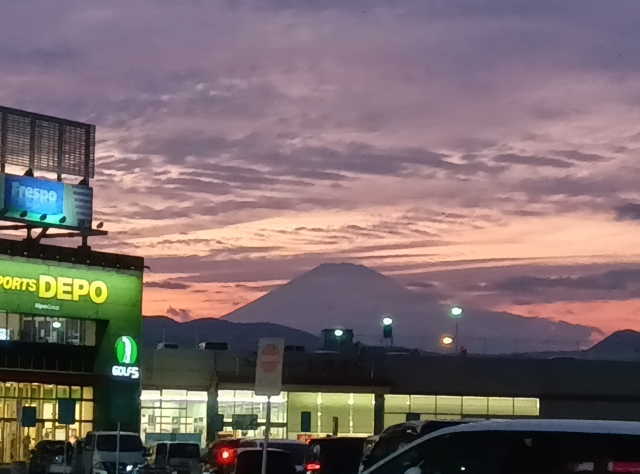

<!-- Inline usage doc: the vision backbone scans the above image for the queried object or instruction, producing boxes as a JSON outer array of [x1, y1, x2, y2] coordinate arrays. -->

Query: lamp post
[[448, 306, 463, 351], [381, 315, 393, 346]]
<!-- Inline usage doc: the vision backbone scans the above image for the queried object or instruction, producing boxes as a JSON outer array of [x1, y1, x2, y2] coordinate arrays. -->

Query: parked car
[[152, 442, 201, 474], [202, 439, 242, 474], [238, 440, 306, 472], [305, 438, 366, 474], [363, 419, 640, 474], [359, 420, 470, 472], [234, 448, 296, 474], [29, 440, 72, 474], [74, 431, 147, 474]]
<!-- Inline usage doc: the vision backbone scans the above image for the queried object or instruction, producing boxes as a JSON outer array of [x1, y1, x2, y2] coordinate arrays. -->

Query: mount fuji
[[223, 263, 596, 353]]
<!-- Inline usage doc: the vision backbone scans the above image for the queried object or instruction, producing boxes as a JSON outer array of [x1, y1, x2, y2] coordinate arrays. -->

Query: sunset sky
[[2, 1, 640, 336]]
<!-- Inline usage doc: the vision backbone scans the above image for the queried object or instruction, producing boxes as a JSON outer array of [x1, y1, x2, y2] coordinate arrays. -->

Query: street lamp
[[381, 315, 393, 345], [448, 305, 464, 351], [440, 335, 454, 346]]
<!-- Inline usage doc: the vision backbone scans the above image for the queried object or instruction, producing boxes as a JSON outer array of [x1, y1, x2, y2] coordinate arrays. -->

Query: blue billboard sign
[[4, 175, 64, 216], [0, 174, 93, 230]]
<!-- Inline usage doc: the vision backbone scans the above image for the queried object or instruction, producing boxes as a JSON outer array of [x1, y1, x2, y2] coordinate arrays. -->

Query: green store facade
[[0, 239, 144, 464]]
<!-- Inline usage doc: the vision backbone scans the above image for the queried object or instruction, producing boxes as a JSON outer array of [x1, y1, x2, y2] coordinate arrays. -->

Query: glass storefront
[[215, 390, 375, 439], [0, 382, 94, 463], [217, 390, 288, 439], [383, 394, 539, 427], [140, 390, 207, 446], [0, 312, 96, 346], [139, 390, 540, 443], [287, 392, 374, 439]]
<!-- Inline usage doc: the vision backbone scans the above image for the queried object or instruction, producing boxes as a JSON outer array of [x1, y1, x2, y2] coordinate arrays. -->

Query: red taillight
[[216, 448, 236, 465], [609, 462, 640, 473], [306, 463, 321, 472]]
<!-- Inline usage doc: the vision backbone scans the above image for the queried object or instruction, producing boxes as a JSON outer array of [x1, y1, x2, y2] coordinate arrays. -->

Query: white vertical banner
[[255, 338, 285, 396]]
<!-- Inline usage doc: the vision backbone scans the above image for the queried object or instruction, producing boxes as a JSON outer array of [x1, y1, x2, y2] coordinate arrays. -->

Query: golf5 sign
[[112, 336, 140, 380]]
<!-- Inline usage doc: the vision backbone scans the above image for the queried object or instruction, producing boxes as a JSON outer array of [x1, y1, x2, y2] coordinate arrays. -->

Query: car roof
[[309, 437, 366, 445], [158, 441, 199, 445], [36, 440, 67, 447], [241, 439, 305, 445], [422, 418, 640, 436], [237, 448, 289, 454], [363, 419, 640, 473], [87, 431, 140, 436]]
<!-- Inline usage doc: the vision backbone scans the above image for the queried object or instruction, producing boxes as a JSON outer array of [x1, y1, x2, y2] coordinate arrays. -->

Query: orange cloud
[[496, 299, 640, 340]]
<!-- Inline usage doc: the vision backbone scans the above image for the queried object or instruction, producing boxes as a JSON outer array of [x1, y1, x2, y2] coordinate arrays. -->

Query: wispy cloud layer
[[2, 1, 640, 334]]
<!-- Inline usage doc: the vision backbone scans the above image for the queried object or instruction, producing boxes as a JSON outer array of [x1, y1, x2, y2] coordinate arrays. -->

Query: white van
[[75, 431, 147, 474]]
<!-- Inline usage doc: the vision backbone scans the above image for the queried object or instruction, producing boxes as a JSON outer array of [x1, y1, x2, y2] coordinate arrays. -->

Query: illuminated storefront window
[[287, 392, 374, 439], [0, 311, 96, 346], [0, 382, 94, 463], [383, 394, 539, 428], [140, 390, 207, 446], [217, 390, 288, 439]]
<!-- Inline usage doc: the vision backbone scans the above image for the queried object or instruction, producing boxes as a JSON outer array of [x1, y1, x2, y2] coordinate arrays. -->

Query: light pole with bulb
[[448, 306, 463, 351], [381, 315, 393, 346], [440, 335, 454, 347]]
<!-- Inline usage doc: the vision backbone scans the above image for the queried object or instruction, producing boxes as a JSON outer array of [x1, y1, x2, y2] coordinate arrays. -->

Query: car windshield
[[365, 433, 418, 470], [239, 441, 305, 465], [268, 443, 306, 466], [36, 441, 68, 454], [168, 443, 200, 458], [96, 435, 143, 452]]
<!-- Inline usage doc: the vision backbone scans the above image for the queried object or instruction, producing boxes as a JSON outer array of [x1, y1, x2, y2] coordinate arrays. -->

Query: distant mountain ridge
[[222, 262, 596, 353], [142, 316, 319, 352], [141, 317, 640, 362], [586, 329, 640, 359]]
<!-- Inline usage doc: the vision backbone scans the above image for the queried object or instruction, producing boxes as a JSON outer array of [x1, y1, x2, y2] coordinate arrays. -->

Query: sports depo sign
[[0, 254, 141, 320]]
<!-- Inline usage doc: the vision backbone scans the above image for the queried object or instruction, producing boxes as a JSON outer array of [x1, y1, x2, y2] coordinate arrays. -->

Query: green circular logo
[[115, 336, 138, 364]]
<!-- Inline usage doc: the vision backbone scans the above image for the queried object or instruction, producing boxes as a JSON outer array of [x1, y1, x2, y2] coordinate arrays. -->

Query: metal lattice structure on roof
[[0, 105, 95, 179]]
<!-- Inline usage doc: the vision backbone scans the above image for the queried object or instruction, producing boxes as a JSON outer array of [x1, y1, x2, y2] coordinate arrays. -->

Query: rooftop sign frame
[[0, 105, 95, 179]]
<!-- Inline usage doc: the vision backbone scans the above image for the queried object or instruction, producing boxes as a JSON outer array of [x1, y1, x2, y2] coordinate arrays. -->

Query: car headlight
[[54, 455, 65, 464]]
